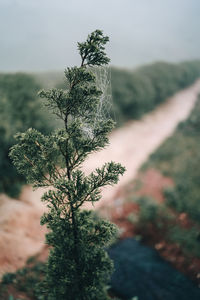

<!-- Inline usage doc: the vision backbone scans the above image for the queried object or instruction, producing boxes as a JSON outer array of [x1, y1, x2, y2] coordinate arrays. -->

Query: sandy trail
[[1, 79, 200, 276]]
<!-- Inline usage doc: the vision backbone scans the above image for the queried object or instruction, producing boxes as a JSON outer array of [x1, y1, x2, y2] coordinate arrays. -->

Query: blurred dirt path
[[1, 79, 200, 276], [83, 79, 200, 208]]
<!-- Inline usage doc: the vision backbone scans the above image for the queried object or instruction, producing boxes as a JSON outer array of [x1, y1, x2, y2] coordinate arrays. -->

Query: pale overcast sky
[[0, 0, 200, 71]]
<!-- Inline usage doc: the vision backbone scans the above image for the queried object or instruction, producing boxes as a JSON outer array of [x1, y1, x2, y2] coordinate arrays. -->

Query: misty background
[[0, 0, 200, 72]]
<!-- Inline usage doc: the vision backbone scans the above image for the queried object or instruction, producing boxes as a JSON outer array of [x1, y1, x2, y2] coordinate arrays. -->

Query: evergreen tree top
[[9, 30, 125, 300], [10, 29, 125, 191], [78, 29, 110, 66]]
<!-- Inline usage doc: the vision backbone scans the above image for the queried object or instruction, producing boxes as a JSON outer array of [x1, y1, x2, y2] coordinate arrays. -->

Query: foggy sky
[[0, 0, 200, 71]]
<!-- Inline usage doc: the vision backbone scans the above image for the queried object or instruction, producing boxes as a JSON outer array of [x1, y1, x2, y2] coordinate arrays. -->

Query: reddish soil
[[0, 192, 47, 277], [135, 168, 174, 203]]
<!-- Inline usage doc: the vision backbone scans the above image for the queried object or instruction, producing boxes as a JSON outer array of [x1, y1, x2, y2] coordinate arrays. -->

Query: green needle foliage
[[10, 30, 125, 300]]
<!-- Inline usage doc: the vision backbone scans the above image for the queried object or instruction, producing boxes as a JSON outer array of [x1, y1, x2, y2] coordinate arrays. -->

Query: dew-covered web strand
[[82, 65, 115, 138]]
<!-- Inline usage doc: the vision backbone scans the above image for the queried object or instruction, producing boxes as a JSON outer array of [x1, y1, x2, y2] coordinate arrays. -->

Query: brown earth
[[105, 168, 173, 238], [134, 168, 174, 203], [1, 80, 200, 277]]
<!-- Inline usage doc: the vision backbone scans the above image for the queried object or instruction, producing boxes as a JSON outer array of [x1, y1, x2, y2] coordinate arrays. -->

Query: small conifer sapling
[[10, 30, 125, 300]]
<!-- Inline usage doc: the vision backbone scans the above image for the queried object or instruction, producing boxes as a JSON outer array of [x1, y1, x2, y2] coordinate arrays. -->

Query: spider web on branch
[[82, 65, 114, 138], [93, 65, 113, 122]]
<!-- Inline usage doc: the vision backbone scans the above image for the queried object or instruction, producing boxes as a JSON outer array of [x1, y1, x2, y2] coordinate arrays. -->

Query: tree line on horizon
[[0, 60, 200, 197]]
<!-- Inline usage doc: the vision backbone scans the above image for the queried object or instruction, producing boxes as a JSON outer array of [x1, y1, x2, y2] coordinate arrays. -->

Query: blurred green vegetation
[[0, 73, 54, 197], [130, 195, 200, 258], [112, 61, 200, 124], [136, 96, 200, 257], [53, 60, 200, 125]]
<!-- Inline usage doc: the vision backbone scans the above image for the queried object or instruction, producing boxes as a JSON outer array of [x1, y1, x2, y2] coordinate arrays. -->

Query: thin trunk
[[65, 114, 84, 299]]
